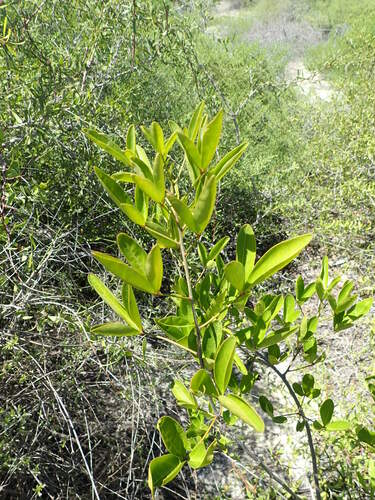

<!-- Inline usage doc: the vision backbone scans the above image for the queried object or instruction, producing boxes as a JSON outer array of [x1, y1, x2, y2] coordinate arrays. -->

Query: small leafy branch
[[85, 103, 373, 499]]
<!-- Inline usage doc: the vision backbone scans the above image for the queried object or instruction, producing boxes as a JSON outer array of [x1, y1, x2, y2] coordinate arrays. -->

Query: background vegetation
[[1, 0, 374, 498]]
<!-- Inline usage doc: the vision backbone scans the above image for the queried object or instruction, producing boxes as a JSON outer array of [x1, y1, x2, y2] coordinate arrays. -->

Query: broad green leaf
[[326, 420, 351, 431], [320, 399, 334, 426], [133, 175, 164, 203], [141, 122, 164, 154], [178, 132, 201, 173], [145, 221, 179, 248], [136, 145, 151, 168], [126, 124, 136, 152], [172, 380, 197, 409], [218, 394, 264, 432], [146, 244, 163, 293], [92, 251, 153, 293], [192, 175, 217, 234], [148, 454, 184, 498], [302, 374, 314, 395], [357, 427, 375, 447], [233, 353, 248, 375], [188, 101, 205, 140], [135, 185, 148, 222], [122, 284, 142, 331], [198, 242, 208, 266], [320, 256, 329, 287], [211, 142, 248, 181], [214, 336, 237, 394], [168, 195, 196, 231], [117, 233, 147, 275], [224, 261, 245, 291], [315, 278, 325, 301], [120, 203, 146, 226], [157, 416, 188, 459], [248, 234, 312, 286], [283, 295, 300, 323], [91, 322, 139, 337], [200, 110, 223, 170], [131, 157, 153, 180], [237, 224, 256, 281], [336, 294, 358, 314], [112, 171, 135, 183], [347, 298, 373, 320], [338, 280, 354, 302], [153, 154, 165, 200], [259, 396, 274, 417], [191, 369, 218, 396], [301, 282, 316, 301], [165, 131, 178, 155], [188, 440, 216, 469], [296, 275, 304, 301], [208, 236, 230, 262], [257, 325, 298, 349], [157, 316, 194, 341], [94, 166, 131, 210], [205, 291, 227, 321], [88, 273, 139, 330], [85, 129, 131, 165]]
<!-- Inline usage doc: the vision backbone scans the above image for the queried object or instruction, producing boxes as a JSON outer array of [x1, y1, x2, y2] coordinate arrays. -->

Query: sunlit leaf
[[157, 416, 188, 459], [248, 234, 312, 286], [88, 274, 139, 330], [214, 336, 236, 394], [218, 394, 264, 432]]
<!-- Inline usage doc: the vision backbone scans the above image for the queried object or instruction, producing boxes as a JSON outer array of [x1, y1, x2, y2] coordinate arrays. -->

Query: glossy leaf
[[211, 142, 248, 181], [320, 399, 334, 426], [208, 236, 230, 262], [168, 195, 196, 231], [248, 234, 312, 286], [347, 297, 373, 320], [178, 133, 201, 172], [91, 322, 139, 337], [92, 251, 153, 293], [326, 420, 351, 431], [117, 233, 147, 275], [188, 101, 205, 140], [191, 369, 218, 396], [88, 273, 139, 330], [201, 110, 223, 170], [148, 454, 184, 498], [157, 316, 194, 341], [188, 440, 216, 469], [126, 124, 136, 152], [172, 380, 197, 409], [153, 154, 165, 200], [224, 261, 245, 291], [237, 224, 256, 281], [141, 122, 164, 154], [120, 203, 146, 226], [192, 175, 217, 234], [94, 166, 131, 210], [133, 175, 164, 203], [122, 284, 142, 331], [146, 244, 163, 293], [214, 336, 237, 394], [218, 394, 264, 432], [85, 129, 131, 165], [145, 221, 179, 249], [157, 416, 188, 459], [257, 325, 298, 349]]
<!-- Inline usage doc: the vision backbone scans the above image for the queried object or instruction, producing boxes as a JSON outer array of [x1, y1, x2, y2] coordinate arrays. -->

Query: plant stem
[[177, 224, 204, 368], [260, 355, 321, 500]]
